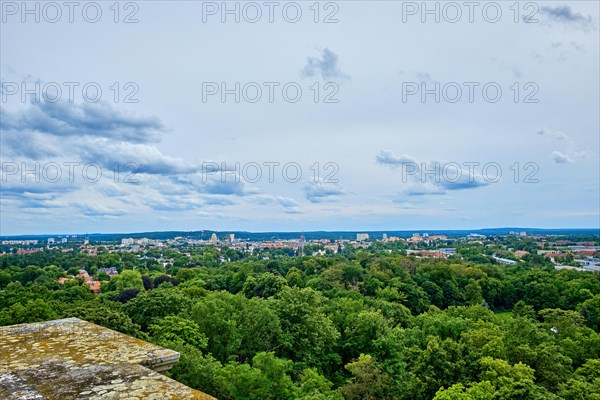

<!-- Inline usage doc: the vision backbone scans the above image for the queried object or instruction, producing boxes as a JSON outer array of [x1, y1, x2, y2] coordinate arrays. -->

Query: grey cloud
[[1, 100, 165, 143], [377, 150, 491, 197], [437, 179, 488, 190], [392, 201, 418, 209], [252, 194, 302, 213], [197, 210, 226, 219], [140, 188, 241, 211], [401, 186, 446, 197], [375, 151, 416, 167], [301, 48, 350, 81], [303, 180, 346, 203], [149, 172, 256, 201], [539, 6, 596, 29], [152, 174, 253, 198], [1, 100, 208, 177], [552, 150, 571, 164], [415, 72, 432, 83], [0, 178, 79, 196], [75, 204, 127, 218], [1, 131, 63, 159], [149, 176, 197, 196], [95, 184, 129, 198], [204, 196, 236, 206], [252, 195, 299, 208], [80, 139, 200, 175], [203, 178, 252, 196], [142, 197, 201, 211], [538, 128, 590, 164], [0, 191, 64, 209], [435, 163, 489, 191]]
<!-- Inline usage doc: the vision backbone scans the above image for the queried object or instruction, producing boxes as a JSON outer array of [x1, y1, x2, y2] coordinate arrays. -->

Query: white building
[[493, 255, 518, 265], [438, 248, 457, 255], [356, 233, 369, 241]]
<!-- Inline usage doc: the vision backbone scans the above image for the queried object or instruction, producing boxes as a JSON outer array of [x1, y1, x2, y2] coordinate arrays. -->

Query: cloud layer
[[301, 48, 350, 81]]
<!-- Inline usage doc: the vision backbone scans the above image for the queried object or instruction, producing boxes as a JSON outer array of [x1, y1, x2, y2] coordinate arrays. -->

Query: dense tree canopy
[[1, 242, 599, 399]]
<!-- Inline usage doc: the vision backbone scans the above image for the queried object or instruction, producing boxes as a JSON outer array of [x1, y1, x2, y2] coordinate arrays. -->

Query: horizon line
[[2, 226, 600, 238]]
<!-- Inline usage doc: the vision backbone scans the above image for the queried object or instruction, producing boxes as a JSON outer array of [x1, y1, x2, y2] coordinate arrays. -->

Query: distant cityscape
[[2, 230, 599, 291]]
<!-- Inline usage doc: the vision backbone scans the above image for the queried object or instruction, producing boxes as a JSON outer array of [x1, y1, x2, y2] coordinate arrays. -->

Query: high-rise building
[[121, 238, 134, 246], [210, 233, 218, 243], [356, 233, 369, 241], [300, 232, 306, 256]]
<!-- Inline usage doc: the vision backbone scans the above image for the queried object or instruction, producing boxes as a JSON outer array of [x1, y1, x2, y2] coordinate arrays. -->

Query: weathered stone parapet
[[0, 318, 215, 400]]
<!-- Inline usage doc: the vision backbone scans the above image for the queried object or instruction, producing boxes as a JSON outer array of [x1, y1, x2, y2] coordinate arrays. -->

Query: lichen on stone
[[0, 318, 215, 400]]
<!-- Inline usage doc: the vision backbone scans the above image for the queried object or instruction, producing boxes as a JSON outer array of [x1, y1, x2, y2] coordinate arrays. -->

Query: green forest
[[1, 245, 599, 399]]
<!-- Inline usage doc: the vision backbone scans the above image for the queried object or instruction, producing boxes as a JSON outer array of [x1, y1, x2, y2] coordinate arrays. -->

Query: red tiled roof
[[85, 280, 101, 293], [577, 250, 597, 257]]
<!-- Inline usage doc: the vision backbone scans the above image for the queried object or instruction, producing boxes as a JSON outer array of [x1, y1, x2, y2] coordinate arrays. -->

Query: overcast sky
[[1, 1, 599, 235]]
